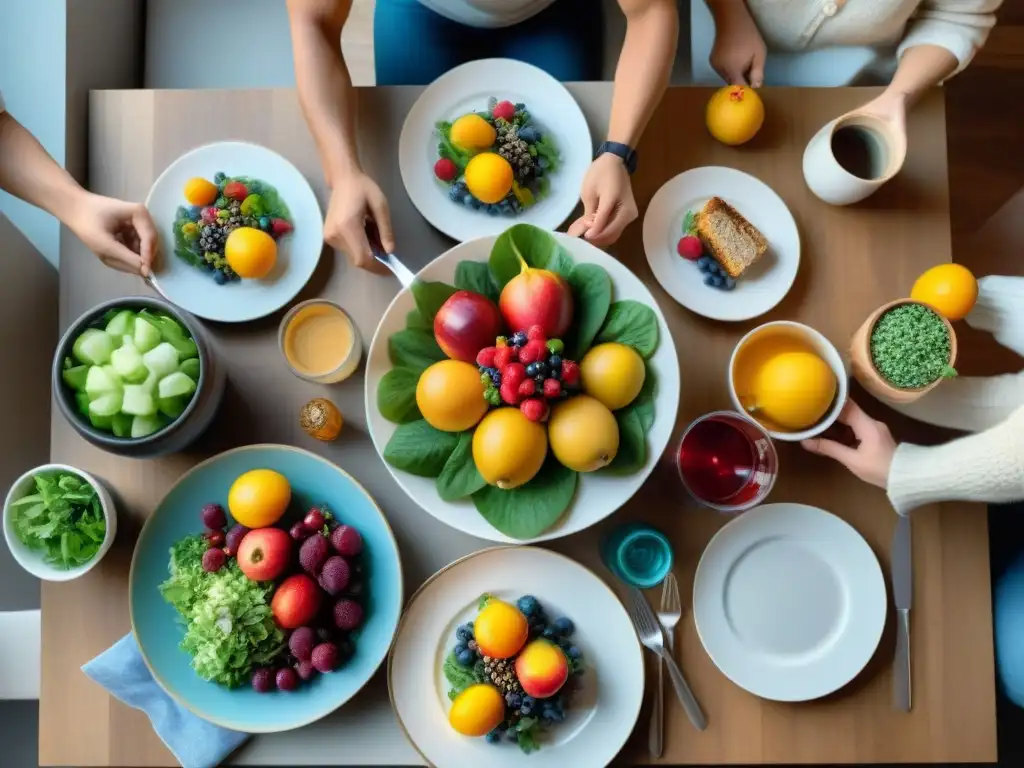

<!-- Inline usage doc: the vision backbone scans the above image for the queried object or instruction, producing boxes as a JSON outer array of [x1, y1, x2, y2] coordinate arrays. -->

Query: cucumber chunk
[[122, 384, 156, 417], [158, 395, 189, 419], [72, 329, 116, 366], [74, 391, 91, 417], [89, 392, 123, 418], [133, 317, 162, 353], [142, 342, 180, 379], [85, 366, 121, 399], [180, 358, 201, 381], [104, 310, 136, 339], [89, 410, 113, 430], [62, 365, 89, 391], [140, 310, 198, 359], [110, 339, 149, 383], [158, 371, 197, 399], [131, 414, 165, 438], [111, 412, 134, 438]]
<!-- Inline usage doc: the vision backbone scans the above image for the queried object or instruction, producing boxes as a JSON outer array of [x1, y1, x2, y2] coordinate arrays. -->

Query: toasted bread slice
[[696, 197, 767, 278]]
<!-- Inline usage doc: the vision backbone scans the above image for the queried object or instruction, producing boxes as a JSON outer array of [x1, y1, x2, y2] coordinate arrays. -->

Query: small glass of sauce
[[278, 300, 362, 384]]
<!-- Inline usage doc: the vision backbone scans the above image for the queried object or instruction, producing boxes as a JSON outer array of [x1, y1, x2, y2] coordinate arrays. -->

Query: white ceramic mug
[[802, 110, 907, 205]]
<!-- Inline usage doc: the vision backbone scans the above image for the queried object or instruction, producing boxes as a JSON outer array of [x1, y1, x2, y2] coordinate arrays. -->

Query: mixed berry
[[677, 210, 736, 292]]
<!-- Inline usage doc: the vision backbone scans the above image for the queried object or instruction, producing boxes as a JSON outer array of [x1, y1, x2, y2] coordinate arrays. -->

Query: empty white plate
[[643, 167, 800, 322], [693, 503, 886, 701], [398, 58, 593, 242]]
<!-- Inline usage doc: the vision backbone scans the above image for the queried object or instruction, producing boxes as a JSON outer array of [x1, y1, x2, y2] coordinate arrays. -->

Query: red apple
[[433, 290, 503, 362], [237, 527, 292, 582], [271, 574, 323, 629], [499, 264, 573, 338], [515, 639, 569, 699]]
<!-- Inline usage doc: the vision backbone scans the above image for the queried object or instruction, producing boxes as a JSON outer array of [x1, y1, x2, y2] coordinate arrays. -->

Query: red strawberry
[[434, 157, 458, 182], [520, 398, 549, 423], [518, 379, 536, 397], [492, 100, 516, 122], [223, 180, 248, 201], [543, 378, 562, 398], [518, 339, 548, 365], [677, 235, 703, 261], [500, 379, 522, 405], [476, 346, 498, 368], [493, 345, 516, 371], [527, 325, 546, 342], [561, 360, 580, 387], [502, 362, 526, 388], [271, 218, 293, 236]]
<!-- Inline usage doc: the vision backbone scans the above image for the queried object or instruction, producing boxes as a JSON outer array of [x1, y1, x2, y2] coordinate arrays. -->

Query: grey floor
[[1, 545, 39, 768]]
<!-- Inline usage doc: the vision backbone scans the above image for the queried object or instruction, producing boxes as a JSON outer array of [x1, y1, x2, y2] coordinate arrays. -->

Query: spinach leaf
[[472, 459, 577, 539], [595, 300, 659, 358], [632, 363, 657, 433], [436, 432, 487, 501], [443, 650, 485, 700], [454, 260, 500, 303], [383, 420, 460, 477], [567, 263, 612, 358], [411, 280, 458, 323], [376, 368, 422, 424], [489, 223, 574, 287], [603, 407, 646, 474], [405, 309, 431, 331], [388, 329, 446, 371]]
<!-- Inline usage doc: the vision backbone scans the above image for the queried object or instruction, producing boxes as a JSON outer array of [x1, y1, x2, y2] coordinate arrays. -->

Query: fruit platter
[[389, 546, 644, 767], [365, 224, 679, 544], [399, 58, 592, 242], [146, 141, 324, 323], [130, 445, 402, 732]]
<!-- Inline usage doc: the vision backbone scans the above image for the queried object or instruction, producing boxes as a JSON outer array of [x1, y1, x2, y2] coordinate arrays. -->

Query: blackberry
[[497, 123, 535, 181], [482, 656, 522, 696]]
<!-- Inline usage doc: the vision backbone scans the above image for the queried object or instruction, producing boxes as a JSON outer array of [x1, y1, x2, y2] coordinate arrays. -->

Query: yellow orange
[[472, 408, 547, 489], [464, 153, 514, 205], [706, 85, 764, 146], [580, 343, 646, 411], [548, 395, 619, 472], [184, 177, 218, 206], [225, 227, 278, 279], [910, 264, 978, 321], [449, 114, 497, 152], [448, 684, 504, 737], [227, 469, 291, 528], [750, 351, 836, 431], [474, 599, 529, 659], [415, 360, 488, 432]]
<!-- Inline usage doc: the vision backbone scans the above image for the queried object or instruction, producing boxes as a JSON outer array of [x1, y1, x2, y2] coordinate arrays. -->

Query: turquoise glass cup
[[601, 522, 674, 589]]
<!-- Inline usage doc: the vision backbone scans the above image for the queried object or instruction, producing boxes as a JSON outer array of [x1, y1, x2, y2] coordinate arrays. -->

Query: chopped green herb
[[9, 471, 106, 569], [870, 303, 957, 389]]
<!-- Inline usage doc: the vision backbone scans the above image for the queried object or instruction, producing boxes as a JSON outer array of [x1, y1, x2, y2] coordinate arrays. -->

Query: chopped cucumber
[[110, 339, 149, 383], [122, 385, 157, 417], [142, 342, 180, 379], [89, 410, 113, 430], [104, 310, 136, 339], [180, 358, 201, 381], [89, 392, 123, 418], [85, 366, 122, 398], [133, 317, 162, 353], [158, 371, 197, 399], [131, 414, 165, 438], [74, 391, 91, 417], [159, 395, 189, 419], [111, 412, 134, 438], [140, 309, 198, 359], [62, 365, 89, 391], [72, 329, 116, 366]]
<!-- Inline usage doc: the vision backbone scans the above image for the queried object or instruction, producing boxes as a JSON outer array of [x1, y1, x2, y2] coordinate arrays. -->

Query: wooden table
[[41, 86, 997, 766]]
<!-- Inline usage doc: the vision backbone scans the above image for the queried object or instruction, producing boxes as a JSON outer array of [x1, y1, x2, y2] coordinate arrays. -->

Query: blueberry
[[553, 617, 575, 636], [486, 730, 501, 744], [534, 374, 546, 387], [518, 126, 540, 143], [548, 708, 565, 722], [522, 695, 536, 708], [538, 156, 550, 169], [703, 274, 717, 287], [525, 362, 540, 377], [461, 193, 475, 207], [455, 641, 467, 656], [511, 332, 528, 348], [534, 361, 549, 377], [697, 256, 711, 272], [711, 274, 725, 288], [548, 354, 562, 370], [490, 371, 501, 385], [568, 646, 582, 659], [470, 197, 483, 210], [506, 692, 522, 708], [543, 626, 558, 640], [213, 270, 227, 285], [487, 204, 500, 216], [456, 625, 474, 643], [457, 648, 475, 666], [447, 185, 462, 203], [724, 276, 736, 291], [517, 595, 538, 616]]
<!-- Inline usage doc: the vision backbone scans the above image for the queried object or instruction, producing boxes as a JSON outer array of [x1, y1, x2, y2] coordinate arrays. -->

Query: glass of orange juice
[[278, 300, 362, 384]]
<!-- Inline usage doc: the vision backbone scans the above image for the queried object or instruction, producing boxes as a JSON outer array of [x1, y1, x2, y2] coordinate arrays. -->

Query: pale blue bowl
[[129, 444, 403, 732]]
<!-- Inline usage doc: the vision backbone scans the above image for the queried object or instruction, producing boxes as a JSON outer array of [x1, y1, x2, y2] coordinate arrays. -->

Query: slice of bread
[[696, 197, 768, 278]]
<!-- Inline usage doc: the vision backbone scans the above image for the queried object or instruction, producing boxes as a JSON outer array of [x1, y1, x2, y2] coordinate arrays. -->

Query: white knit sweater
[[886, 276, 1024, 514], [744, 0, 1001, 76]]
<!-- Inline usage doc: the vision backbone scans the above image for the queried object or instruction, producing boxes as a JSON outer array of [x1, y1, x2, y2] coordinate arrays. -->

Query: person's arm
[[0, 110, 156, 275], [286, 0, 392, 271], [896, 0, 1001, 88], [566, 0, 677, 246], [705, 0, 766, 86]]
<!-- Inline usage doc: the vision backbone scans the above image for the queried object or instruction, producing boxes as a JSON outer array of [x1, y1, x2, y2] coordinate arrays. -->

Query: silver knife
[[892, 514, 912, 711]]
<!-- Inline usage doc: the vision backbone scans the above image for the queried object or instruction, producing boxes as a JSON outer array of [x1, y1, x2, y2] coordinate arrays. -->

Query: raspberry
[[200, 503, 227, 530], [271, 218, 293, 236], [500, 379, 522, 405], [492, 100, 516, 121], [223, 181, 248, 201], [502, 362, 526, 388], [333, 599, 364, 631], [224, 524, 249, 557], [476, 347, 498, 368], [299, 534, 330, 575], [294, 660, 317, 681], [311, 642, 339, 672], [434, 157, 458, 182], [251, 667, 275, 692], [543, 379, 562, 398], [518, 339, 548, 365], [518, 379, 536, 397], [201, 206, 218, 223], [527, 325, 546, 341], [202, 548, 226, 572], [330, 525, 363, 557], [520, 398, 548, 422], [276, 667, 299, 691], [493, 346, 516, 371], [318, 556, 352, 595], [561, 360, 580, 387], [289, 626, 317, 661], [677, 235, 703, 261]]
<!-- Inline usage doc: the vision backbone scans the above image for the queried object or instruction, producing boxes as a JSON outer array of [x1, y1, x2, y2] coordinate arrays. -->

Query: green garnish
[[435, 121, 472, 173], [9, 471, 106, 569], [443, 649, 486, 700], [682, 210, 698, 235], [870, 304, 957, 389]]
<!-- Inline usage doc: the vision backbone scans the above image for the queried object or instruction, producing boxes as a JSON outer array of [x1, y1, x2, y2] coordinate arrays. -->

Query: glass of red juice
[[677, 411, 777, 513]]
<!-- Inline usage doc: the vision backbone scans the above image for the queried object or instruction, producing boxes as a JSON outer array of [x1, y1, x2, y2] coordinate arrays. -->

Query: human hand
[[323, 171, 394, 274], [709, 4, 767, 87], [801, 399, 897, 489], [858, 89, 908, 143], [566, 154, 637, 248], [65, 192, 158, 277]]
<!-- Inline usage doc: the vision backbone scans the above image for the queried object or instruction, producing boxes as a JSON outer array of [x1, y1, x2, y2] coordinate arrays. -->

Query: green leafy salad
[[159, 534, 285, 687], [9, 471, 106, 569]]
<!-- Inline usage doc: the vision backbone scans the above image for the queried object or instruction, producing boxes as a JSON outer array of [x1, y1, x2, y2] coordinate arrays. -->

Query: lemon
[[580, 343, 646, 411], [228, 469, 291, 528], [416, 360, 488, 432], [474, 599, 529, 659], [910, 264, 978, 321], [472, 408, 547, 489], [183, 177, 218, 206], [448, 684, 505, 737], [225, 227, 278, 279], [749, 351, 836, 431], [464, 153, 514, 205], [706, 85, 764, 146], [548, 395, 619, 472], [449, 114, 497, 152]]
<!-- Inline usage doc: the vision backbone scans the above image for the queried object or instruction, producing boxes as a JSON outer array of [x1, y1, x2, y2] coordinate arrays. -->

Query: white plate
[[398, 58, 592, 241], [693, 503, 886, 701], [146, 141, 324, 323], [364, 233, 680, 543], [643, 167, 800, 322], [389, 547, 644, 768]]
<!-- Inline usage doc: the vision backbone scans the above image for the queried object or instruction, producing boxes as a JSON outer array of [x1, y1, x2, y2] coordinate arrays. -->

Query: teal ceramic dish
[[129, 444, 403, 732]]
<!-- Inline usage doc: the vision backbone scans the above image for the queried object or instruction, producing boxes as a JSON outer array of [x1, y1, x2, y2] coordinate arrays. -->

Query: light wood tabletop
[[41, 85, 997, 766]]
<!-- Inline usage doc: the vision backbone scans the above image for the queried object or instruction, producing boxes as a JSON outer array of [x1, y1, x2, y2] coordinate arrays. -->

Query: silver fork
[[649, 574, 683, 755], [628, 587, 707, 731]]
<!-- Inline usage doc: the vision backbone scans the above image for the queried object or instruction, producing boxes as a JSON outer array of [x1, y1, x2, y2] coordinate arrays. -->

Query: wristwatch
[[595, 141, 638, 175]]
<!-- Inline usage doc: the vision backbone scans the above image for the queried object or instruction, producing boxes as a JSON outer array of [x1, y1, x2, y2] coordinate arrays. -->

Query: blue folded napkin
[[83, 634, 248, 768]]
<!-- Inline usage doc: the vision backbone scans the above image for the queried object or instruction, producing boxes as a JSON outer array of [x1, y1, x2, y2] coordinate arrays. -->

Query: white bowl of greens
[[3, 464, 116, 581]]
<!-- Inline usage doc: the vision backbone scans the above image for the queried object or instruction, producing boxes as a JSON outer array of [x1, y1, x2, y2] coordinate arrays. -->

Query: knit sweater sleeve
[[887, 405, 1024, 515], [896, 0, 1001, 77]]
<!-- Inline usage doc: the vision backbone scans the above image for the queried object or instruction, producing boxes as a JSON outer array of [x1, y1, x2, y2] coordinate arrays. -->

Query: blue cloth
[[82, 635, 248, 768], [996, 549, 1024, 708], [374, 0, 604, 85]]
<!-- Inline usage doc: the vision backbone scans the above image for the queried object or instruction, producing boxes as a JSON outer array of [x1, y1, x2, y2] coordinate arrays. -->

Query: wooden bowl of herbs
[[850, 299, 958, 404]]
